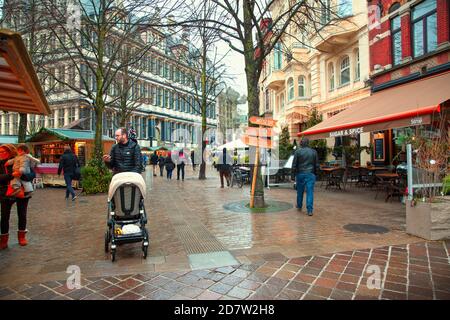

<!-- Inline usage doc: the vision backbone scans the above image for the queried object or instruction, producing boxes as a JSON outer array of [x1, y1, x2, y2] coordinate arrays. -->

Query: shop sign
[[329, 127, 364, 138], [410, 117, 423, 126]]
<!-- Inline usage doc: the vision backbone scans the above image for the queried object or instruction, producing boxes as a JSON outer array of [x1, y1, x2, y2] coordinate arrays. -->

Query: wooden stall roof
[[26, 128, 115, 143], [0, 29, 50, 115]]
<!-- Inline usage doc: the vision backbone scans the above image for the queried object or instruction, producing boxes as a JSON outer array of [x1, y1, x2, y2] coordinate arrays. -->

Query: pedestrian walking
[[158, 154, 165, 177], [58, 145, 80, 201], [0, 144, 34, 249], [150, 152, 159, 177], [164, 152, 175, 180], [217, 148, 232, 188], [102, 128, 142, 174], [191, 150, 196, 171], [291, 138, 319, 216], [177, 150, 187, 181]]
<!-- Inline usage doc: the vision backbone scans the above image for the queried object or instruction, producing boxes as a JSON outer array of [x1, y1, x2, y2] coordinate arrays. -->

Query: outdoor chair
[[32, 175, 44, 189], [356, 167, 370, 187], [326, 168, 345, 190], [346, 167, 360, 188]]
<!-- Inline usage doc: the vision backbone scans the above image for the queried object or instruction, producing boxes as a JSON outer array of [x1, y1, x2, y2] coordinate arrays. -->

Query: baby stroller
[[104, 172, 149, 262]]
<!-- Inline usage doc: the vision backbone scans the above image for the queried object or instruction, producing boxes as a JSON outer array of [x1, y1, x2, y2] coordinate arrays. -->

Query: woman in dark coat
[[217, 148, 232, 188], [0, 144, 32, 249], [164, 152, 176, 180]]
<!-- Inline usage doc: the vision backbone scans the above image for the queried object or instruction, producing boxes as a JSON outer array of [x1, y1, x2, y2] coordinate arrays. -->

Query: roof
[[26, 128, 115, 142], [0, 29, 51, 115], [300, 72, 450, 140], [0, 135, 19, 144]]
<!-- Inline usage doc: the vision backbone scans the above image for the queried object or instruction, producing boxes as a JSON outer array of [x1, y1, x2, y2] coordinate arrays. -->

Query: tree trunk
[[199, 40, 208, 180], [93, 98, 104, 162], [18, 113, 27, 143], [245, 61, 265, 207]]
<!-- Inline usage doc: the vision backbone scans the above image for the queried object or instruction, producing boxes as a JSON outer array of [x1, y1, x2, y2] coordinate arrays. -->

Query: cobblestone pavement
[[0, 241, 449, 300], [0, 166, 448, 299]]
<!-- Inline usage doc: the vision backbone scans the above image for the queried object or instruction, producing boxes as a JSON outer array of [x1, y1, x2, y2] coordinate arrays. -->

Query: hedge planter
[[406, 197, 450, 240]]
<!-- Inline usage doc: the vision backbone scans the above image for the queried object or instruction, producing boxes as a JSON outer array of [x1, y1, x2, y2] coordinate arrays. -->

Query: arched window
[[328, 62, 335, 91], [354, 49, 360, 80], [298, 76, 305, 97], [389, 2, 401, 13], [340, 56, 350, 86], [287, 78, 294, 100]]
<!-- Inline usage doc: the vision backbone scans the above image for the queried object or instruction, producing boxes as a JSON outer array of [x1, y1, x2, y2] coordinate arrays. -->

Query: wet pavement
[[0, 166, 449, 300]]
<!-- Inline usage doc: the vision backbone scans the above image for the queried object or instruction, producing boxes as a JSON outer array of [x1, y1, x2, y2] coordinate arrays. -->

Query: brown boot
[[0, 234, 8, 249], [18, 230, 28, 246]]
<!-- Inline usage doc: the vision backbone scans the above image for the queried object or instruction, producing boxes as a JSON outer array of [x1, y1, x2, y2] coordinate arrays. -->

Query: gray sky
[[216, 40, 247, 98]]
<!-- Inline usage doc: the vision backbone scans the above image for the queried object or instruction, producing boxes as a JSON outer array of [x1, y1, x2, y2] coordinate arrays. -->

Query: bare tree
[[167, 0, 229, 180], [185, 0, 346, 207], [40, 0, 183, 161], [1, 0, 59, 141]]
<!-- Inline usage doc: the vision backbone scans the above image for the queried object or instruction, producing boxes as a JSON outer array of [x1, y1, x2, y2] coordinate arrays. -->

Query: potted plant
[[406, 115, 450, 240]]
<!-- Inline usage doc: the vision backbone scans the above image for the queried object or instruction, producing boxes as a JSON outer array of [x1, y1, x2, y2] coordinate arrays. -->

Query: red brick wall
[[368, 0, 450, 88], [437, 0, 450, 45], [401, 14, 412, 59]]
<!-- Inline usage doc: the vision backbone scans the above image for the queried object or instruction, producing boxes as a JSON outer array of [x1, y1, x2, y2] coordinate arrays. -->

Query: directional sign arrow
[[249, 116, 277, 127]]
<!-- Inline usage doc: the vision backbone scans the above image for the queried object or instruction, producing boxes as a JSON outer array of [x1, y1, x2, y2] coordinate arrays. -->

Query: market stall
[[26, 128, 114, 186]]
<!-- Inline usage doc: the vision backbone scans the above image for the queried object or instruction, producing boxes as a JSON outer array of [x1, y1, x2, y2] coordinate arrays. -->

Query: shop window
[[412, 0, 437, 58]]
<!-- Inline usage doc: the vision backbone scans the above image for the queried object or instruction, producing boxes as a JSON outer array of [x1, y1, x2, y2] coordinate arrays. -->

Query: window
[[338, 0, 352, 17], [328, 62, 335, 91], [12, 114, 18, 135], [287, 78, 294, 100], [340, 56, 350, 86], [321, 0, 331, 25], [412, 0, 437, 58], [308, 74, 312, 96], [265, 89, 270, 111], [391, 15, 402, 66], [58, 108, 65, 127], [273, 43, 283, 70], [280, 94, 285, 112], [68, 107, 76, 123], [354, 49, 360, 80], [297, 76, 305, 97]]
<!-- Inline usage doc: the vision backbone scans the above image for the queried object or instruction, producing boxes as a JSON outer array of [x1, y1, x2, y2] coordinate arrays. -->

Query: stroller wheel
[[111, 249, 116, 262], [142, 245, 148, 259], [104, 231, 109, 253]]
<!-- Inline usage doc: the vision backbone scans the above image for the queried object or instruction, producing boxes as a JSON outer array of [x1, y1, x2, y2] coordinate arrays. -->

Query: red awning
[[299, 71, 450, 139]]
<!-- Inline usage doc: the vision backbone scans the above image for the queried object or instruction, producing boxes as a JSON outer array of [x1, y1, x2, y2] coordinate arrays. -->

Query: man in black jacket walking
[[103, 128, 142, 174], [292, 138, 319, 216], [58, 145, 80, 201]]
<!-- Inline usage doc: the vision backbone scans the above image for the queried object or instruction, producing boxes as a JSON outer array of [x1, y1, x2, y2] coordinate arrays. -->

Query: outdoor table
[[374, 173, 401, 202], [320, 167, 345, 190]]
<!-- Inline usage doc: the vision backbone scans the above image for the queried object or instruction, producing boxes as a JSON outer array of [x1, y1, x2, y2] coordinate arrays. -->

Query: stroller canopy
[[108, 172, 147, 201]]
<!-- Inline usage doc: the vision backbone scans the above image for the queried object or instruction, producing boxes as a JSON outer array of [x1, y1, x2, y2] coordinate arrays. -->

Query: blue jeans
[[64, 174, 75, 199], [296, 173, 316, 213], [167, 169, 173, 179]]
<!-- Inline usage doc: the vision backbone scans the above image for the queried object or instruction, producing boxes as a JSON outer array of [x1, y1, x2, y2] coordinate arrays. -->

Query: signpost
[[247, 117, 277, 208]]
